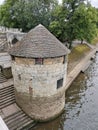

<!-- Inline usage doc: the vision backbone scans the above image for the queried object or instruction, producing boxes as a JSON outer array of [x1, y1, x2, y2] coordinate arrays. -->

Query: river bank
[[32, 45, 98, 130], [0, 42, 98, 130], [65, 43, 98, 91]]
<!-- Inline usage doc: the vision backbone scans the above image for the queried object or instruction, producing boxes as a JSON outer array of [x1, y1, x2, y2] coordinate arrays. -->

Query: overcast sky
[[0, 0, 98, 8], [59, 0, 98, 8]]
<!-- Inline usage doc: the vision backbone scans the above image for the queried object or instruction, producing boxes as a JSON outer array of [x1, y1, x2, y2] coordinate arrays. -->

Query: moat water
[[32, 53, 98, 130]]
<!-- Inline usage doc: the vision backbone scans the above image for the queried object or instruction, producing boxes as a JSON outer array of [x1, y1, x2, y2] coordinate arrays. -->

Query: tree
[[74, 4, 97, 43], [49, 5, 68, 41], [0, 0, 18, 27], [62, 0, 87, 48], [50, 0, 97, 48], [0, 0, 58, 31], [50, 0, 87, 48]]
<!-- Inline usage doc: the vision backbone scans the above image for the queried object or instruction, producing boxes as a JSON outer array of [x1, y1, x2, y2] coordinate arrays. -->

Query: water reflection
[[32, 53, 98, 130]]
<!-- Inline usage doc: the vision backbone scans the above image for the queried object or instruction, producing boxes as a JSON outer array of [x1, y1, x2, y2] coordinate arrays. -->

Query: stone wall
[[0, 28, 26, 51], [15, 57, 64, 65], [15, 90, 65, 121], [0, 26, 22, 33], [0, 26, 26, 52], [6, 32, 26, 46], [12, 56, 67, 121], [12, 56, 67, 96]]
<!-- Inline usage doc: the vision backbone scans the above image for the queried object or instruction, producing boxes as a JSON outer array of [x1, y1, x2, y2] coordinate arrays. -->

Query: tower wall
[[12, 56, 67, 121]]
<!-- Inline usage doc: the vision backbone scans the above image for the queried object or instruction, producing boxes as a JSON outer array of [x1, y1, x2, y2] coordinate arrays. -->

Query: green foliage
[[71, 4, 97, 43], [49, 5, 67, 41], [0, 0, 18, 27], [0, 0, 58, 31], [0, 0, 98, 48], [50, 0, 98, 48]]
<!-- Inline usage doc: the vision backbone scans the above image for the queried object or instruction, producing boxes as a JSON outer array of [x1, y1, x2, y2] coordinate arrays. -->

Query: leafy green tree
[[50, 0, 87, 47], [50, 0, 98, 48], [49, 5, 68, 41], [0, 0, 18, 27], [0, 0, 58, 31], [62, 0, 86, 48], [73, 4, 97, 43]]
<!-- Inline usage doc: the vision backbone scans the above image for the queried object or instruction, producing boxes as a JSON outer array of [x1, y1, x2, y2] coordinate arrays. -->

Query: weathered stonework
[[12, 57, 67, 96], [15, 90, 65, 121], [12, 56, 67, 121], [10, 24, 69, 121]]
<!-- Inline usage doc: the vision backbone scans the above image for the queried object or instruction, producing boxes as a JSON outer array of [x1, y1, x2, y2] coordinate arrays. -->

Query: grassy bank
[[91, 37, 98, 45], [91, 28, 98, 45], [68, 44, 91, 73]]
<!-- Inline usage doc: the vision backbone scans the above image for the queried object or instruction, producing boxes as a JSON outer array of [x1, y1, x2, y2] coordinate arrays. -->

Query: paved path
[[65, 47, 98, 91]]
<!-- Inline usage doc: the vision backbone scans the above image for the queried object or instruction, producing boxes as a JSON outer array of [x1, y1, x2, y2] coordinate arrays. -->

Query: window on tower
[[57, 78, 63, 89], [35, 58, 43, 65]]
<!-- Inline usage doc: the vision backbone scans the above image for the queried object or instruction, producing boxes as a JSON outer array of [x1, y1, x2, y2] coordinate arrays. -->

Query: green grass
[[68, 44, 91, 73], [91, 37, 98, 45], [91, 29, 98, 45]]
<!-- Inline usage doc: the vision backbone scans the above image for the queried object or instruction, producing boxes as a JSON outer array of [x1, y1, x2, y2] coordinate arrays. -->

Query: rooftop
[[9, 24, 69, 58]]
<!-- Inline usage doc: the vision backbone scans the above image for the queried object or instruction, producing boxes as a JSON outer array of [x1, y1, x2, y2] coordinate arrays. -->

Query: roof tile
[[9, 24, 69, 58]]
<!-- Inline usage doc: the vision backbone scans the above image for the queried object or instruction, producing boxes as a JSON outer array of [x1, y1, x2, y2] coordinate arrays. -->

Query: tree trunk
[[69, 41, 72, 49], [81, 39, 83, 44]]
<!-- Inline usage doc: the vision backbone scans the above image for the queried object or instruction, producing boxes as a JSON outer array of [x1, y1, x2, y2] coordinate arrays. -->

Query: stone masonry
[[10, 24, 69, 121], [12, 56, 67, 121]]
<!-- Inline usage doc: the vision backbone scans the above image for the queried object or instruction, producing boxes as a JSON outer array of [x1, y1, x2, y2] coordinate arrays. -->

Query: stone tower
[[9, 24, 70, 121]]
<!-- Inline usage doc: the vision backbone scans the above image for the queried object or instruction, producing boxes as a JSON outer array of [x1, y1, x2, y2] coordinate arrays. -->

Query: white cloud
[[59, 0, 62, 4], [0, 0, 4, 5], [90, 0, 98, 8], [58, 0, 98, 8]]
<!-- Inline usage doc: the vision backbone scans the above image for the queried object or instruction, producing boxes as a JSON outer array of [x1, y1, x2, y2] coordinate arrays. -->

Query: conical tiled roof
[[9, 24, 69, 58]]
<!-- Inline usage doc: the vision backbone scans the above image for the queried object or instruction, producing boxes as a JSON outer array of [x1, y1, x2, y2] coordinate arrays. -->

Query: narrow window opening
[[18, 74, 21, 80], [35, 58, 43, 65], [12, 56, 15, 61], [12, 37, 18, 45], [63, 56, 66, 64], [57, 78, 63, 89], [0, 66, 3, 72]]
